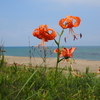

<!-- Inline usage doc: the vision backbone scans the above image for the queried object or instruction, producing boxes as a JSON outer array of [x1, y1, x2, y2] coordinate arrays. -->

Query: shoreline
[[4, 55, 100, 61], [4, 56, 100, 72]]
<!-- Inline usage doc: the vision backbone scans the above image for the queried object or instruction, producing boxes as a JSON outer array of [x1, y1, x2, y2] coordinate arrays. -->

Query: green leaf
[[58, 58, 64, 63], [0, 54, 5, 68], [54, 39, 59, 45]]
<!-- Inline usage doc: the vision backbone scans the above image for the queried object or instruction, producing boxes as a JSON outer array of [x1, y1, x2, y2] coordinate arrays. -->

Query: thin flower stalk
[[54, 29, 64, 78]]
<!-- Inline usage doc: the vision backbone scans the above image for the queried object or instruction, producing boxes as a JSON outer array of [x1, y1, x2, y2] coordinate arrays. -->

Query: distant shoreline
[[4, 55, 100, 61], [3, 46, 100, 47], [6, 55, 100, 62], [5, 56, 100, 72], [3, 46, 100, 61]]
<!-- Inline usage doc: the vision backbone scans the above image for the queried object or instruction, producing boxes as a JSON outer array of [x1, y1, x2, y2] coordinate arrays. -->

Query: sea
[[1, 46, 100, 61]]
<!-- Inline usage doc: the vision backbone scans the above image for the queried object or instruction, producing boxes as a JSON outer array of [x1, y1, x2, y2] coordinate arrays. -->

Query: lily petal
[[59, 15, 82, 41], [32, 25, 56, 50], [69, 47, 76, 54]]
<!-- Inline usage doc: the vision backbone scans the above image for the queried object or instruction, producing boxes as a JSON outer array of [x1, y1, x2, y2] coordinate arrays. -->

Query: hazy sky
[[0, 0, 100, 46]]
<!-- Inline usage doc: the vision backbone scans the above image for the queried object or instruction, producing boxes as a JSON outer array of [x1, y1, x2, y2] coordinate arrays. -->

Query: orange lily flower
[[59, 15, 82, 41], [54, 47, 76, 58], [60, 47, 76, 58], [32, 25, 56, 50], [54, 47, 82, 77]]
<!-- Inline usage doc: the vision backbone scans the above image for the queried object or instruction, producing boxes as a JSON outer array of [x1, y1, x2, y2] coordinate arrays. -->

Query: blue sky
[[0, 0, 100, 46]]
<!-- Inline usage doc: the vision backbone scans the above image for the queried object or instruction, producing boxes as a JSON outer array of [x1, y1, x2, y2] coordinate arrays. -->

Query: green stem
[[55, 29, 64, 78]]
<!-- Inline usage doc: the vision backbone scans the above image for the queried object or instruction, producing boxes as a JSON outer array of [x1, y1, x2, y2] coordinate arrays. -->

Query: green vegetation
[[0, 55, 100, 100]]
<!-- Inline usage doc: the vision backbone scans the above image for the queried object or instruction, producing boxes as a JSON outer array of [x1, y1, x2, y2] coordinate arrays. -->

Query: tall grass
[[0, 58, 100, 100], [0, 54, 5, 68]]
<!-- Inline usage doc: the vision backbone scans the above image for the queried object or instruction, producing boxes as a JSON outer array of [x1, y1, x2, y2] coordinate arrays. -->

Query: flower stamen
[[59, 15, 82, 41]]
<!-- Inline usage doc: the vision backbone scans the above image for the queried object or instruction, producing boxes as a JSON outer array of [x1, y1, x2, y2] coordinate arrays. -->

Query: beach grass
[[0, 55, 100, 100]]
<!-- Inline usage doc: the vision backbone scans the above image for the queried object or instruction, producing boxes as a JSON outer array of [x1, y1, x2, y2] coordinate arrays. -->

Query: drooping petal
[[44, 28, 56, 40], [59, 18, 68, 29], [32, 28, 43, 40], [59, 48, 69, 58], [69, 47, 76, 54], [33, 25, 56, 41], [59, 54, 63, 57], [59, 15, 82, 41], [70, 16, 81, 27], [63, 48, 69, 53], [59, 15, 81, 29], [32, 24, 56, 50], [54, 48, 59, 53], [65, 16, 73, 28], [59, 47, 76, 58], [59, 16, 73, 29]]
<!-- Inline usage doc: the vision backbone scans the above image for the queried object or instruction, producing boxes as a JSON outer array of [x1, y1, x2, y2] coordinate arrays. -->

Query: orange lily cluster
[[59, 15, 82, 41], [54, 47, 76, 58], [32, 15, 82, 77], [32, 15, 82, 49], [32, 24, 56, 50]]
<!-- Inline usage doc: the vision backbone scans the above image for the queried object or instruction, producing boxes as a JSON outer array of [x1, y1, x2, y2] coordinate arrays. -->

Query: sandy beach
[[5, 56, 100, 72]]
